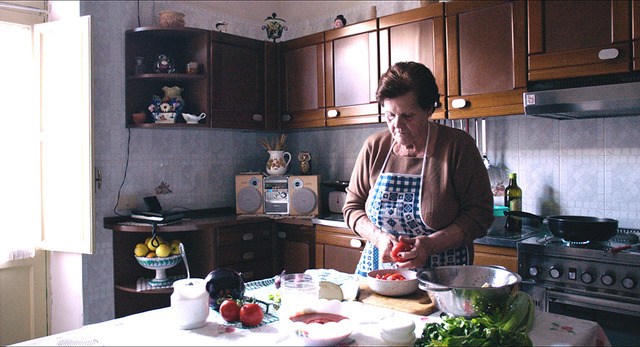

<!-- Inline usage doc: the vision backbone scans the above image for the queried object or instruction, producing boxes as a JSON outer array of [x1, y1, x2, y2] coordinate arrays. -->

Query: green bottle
[[504, 173, 522, 233]]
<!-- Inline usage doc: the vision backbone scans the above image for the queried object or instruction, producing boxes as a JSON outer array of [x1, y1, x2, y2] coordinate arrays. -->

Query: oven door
[[524, 282, 640, 346]]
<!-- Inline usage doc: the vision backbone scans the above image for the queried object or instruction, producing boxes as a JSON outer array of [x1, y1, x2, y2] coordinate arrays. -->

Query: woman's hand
[[393, 235, 433, 269], [373, 232, 399, 263]]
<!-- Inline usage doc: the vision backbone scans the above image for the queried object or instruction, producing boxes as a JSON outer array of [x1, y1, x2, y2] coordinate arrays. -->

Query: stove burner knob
[[580, 272, 594, 284], [528, 266, 539, 277], [601, 273, 615, 286], [549, 267, 562, 279], [621, 277, 635, 289]]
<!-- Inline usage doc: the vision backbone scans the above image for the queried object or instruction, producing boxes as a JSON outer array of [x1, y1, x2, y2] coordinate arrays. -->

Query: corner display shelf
[[125, 26, 210, 128]]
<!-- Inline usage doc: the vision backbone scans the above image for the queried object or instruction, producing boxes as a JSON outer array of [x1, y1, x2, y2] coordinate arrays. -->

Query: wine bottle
[[504, 173, 522, 233]]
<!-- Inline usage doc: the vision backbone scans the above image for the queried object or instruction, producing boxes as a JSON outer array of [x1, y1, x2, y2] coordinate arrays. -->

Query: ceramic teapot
[[182, 112, 206, 124]]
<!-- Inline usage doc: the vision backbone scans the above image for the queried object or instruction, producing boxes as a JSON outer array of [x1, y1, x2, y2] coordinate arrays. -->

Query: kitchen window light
[[0, 15, 94, 261]]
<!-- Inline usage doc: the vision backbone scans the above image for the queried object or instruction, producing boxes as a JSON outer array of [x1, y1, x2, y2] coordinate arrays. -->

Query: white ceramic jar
[[171, 278, 209, 329], [379, 316, 416, 345]]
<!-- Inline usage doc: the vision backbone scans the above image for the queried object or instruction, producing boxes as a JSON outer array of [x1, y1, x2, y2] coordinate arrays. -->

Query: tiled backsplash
[[81, 0, 640, 325]]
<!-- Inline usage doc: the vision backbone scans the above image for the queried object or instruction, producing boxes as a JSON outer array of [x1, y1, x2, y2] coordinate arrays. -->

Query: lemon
[[134, 243, 149, 257], [170, 242, 181, 255], [156, 244, 171, 258], [146, 252, 157, 258], [146, 236, 164, 251]]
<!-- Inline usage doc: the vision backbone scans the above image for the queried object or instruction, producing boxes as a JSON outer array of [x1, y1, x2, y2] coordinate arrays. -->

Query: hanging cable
[[113, 128, 132, 216], [136, 0, 141, 27]]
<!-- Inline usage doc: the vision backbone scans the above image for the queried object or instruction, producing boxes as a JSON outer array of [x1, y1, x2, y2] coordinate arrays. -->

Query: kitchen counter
[[311, 213, 348, 228], [14, 272, 611, 347], [474, 226, 546, 248], [311, 214, 547, 249]]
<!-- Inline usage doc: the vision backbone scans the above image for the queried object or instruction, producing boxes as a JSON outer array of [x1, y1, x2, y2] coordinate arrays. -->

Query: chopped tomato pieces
[[375, 272, 407, 281]]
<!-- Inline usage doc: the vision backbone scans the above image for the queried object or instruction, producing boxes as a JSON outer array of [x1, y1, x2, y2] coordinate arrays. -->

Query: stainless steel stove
[[517, 230, 640, 345]]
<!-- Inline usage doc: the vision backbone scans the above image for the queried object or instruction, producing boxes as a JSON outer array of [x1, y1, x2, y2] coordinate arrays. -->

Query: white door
[[0, 250, 47, 345]]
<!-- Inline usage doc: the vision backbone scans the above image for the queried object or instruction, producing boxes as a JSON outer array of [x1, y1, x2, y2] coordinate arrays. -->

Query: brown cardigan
[[343, 122, 494, 250]]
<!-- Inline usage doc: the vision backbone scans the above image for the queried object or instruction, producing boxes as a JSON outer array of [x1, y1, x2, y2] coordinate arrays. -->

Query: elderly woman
[[343, 62, 494, 276]]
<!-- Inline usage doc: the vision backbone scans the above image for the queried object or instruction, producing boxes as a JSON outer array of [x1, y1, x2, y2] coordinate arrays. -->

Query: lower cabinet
[[473, 244, 517, 273], [215, 221, 276, 282], [108, 216, 274, 318], [275, 222, 316, 274], [315, 225, 365, 274]]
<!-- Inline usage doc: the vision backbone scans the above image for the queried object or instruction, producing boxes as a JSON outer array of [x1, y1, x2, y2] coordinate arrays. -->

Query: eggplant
[[204, 268, 245, 310]]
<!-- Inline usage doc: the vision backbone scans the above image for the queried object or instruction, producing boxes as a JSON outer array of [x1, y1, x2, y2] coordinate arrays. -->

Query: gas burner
[[536, 235, 565, 245], [568, 240, 593, 247]]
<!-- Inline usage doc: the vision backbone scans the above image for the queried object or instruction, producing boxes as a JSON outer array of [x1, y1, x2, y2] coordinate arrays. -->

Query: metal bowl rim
[[417, 265, 522, 290]]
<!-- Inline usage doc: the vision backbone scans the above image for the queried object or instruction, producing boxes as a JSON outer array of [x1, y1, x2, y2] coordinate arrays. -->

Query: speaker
[[288, 175, 321, 216], [235, 174, 263, 214]]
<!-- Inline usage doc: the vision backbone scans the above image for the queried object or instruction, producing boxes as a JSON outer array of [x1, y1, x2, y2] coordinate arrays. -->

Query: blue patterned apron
[[355, 126, 469, 276]]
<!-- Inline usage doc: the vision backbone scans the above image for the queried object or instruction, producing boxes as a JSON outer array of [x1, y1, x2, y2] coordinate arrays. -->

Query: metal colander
[[417, 265, 522, 317]]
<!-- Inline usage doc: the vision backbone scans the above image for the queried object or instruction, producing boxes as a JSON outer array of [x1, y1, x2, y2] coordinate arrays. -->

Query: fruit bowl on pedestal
[[135, 254, 182, 287]]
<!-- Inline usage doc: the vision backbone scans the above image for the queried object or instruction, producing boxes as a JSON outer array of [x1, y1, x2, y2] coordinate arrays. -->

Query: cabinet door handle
[[244, 271, 254, 280], [278, 231, 287, 239], [451, 99, 467, 109], [243, 252, 254, 260], [252, 114, 263, 122], [350, 239, 362, 248], [242, 233, 254, 241], [598, 48, 619, 60], [282, 114, 291, 122], [327, 109, 339, 118]]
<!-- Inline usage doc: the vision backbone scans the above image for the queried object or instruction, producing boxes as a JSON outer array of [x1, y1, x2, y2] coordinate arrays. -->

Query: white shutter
[[34, 15, 94, 254]]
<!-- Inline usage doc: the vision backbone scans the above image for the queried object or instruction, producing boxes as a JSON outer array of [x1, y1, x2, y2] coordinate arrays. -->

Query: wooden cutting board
[[357, 279, 438, 316]]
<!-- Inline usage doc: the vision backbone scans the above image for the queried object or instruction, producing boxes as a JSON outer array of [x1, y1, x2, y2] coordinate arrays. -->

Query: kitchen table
[[14, 271, 611, 347]]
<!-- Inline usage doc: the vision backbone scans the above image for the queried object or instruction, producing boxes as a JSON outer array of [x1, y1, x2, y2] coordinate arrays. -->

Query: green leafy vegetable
[[415, 291, 535, 346]]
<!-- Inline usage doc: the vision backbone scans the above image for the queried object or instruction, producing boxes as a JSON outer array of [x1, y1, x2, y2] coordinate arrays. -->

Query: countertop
[[105, 210, 540, 249], [311, 214, 545, 249]]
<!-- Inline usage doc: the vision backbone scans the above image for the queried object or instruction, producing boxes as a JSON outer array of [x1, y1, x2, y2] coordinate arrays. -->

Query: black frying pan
[[505, 211, 618, 242]]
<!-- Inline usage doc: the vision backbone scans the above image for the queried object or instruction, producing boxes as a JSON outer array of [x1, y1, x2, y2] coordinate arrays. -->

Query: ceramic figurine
[[154, 54, 175, 73], [334, 15, 346, 28], [298, 152, 311, 174]]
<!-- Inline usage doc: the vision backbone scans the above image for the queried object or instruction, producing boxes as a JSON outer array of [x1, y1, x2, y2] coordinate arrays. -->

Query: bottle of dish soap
[[504, 173, 522, 233]]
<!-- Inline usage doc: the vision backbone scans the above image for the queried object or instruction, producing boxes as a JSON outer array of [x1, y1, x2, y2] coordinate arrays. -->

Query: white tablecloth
[[13, 303, 612, 346], [13, 270, 611, 346]]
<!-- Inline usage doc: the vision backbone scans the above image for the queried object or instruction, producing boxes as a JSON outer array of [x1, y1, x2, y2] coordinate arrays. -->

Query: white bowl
[[367, 269, 419, 297], [135, 254, 182, 270], [135, 254, 182, 287], [285, 299, 354, 346]]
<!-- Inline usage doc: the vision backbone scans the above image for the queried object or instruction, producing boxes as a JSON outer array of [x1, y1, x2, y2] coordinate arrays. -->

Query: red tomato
[[391, 241, 412, 262], [219, 300, 240, 322], [388, 273, 406, 281], [239, 303, 264, 327]]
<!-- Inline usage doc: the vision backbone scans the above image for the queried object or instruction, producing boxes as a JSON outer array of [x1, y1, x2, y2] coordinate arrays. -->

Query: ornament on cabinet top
[[262, 13, 287, 42], [334, 15, 346, 29]]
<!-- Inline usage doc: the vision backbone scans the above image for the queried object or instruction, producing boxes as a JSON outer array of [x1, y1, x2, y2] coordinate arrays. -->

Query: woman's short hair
[[376, 62, 439, 111]]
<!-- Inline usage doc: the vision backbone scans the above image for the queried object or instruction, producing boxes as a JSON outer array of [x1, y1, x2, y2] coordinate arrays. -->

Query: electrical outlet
[[117, 195, 137, 210]]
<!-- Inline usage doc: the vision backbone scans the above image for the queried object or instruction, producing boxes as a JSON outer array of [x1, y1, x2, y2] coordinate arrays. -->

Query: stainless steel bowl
[[417, 265, 522, 317]]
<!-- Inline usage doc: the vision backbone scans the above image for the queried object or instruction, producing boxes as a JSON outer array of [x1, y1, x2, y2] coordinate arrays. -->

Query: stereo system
[[235, 174, 320, 215]]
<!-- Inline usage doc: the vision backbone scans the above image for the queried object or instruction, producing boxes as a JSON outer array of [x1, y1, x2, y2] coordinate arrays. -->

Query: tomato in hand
[[391, 241, 412, 262], [219, 299, 241, 322], [239, 303, 264, 327]]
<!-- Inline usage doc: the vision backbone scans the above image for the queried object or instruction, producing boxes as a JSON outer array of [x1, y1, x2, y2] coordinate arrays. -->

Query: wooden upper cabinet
[[210, 32, 268, 130], [528, 0, 632, 80], [280, 33, 326, 129], [378, 3, 446, 120], [445, 0, 527, 119], [324, 19, 380, 126]]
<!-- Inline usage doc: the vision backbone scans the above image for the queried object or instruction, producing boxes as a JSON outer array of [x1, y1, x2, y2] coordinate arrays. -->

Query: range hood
[[523, 73, 640, 119]]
